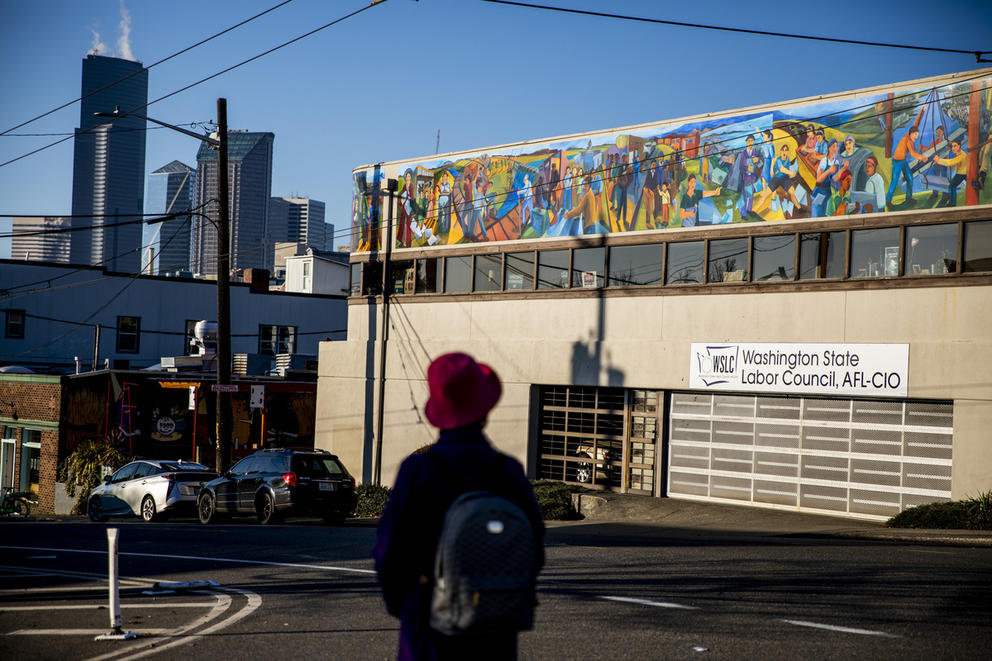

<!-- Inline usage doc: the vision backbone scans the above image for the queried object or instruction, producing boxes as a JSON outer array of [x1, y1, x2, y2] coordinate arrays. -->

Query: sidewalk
[[566, 491, 992, 546]]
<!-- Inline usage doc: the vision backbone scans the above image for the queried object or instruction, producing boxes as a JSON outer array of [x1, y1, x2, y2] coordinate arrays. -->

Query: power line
[[0, 121, 211, 138], [0, 0, 391, 170], [0, 0, 296, 137], [482, 1, 991, 59]]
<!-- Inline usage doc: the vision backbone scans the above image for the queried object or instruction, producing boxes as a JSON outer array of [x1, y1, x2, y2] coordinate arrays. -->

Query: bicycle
[[0, 486, 35, 517]]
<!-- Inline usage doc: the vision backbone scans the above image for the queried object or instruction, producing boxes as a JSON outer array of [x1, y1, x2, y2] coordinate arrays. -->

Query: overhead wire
[[481, 1, 991, 59], [0, 0, 296, 137], [0, 0, 391, 170]]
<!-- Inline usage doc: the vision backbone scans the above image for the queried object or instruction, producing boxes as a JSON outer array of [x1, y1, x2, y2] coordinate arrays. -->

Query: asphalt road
[[1, 516, 990, 660]]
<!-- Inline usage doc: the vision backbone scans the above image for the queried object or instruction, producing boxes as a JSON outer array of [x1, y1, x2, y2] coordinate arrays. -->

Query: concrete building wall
[[317, 284, 992, 498]]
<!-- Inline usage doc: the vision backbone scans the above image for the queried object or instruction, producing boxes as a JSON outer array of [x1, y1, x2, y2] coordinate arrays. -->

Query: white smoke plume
[[88, 29, 107, 56], [117, 0, 135, 61]]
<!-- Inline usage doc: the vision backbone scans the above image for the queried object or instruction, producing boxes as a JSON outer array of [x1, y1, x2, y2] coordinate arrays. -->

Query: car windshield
[[293, 455, 345, 477]]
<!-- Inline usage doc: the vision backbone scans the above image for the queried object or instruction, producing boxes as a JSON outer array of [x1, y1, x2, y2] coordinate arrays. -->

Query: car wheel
[[140, 495, 159, 522], [575, 464, 592, 483], [198, 492, 218, 524], [88, 497, 107, 522], [255, 492, 278, 525]]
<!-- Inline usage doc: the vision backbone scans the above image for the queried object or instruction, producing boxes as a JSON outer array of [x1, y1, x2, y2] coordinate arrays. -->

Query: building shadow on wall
[[570, 235, 624, 389]]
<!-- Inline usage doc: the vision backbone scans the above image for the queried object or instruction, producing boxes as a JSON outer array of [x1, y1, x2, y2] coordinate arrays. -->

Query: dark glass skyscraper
[[70, 54, 148, 272], [192, 132, 274, 276]]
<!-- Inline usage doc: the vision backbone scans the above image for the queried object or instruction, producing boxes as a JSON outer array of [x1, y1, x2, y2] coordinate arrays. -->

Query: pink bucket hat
[[424, 352, 502, 429]]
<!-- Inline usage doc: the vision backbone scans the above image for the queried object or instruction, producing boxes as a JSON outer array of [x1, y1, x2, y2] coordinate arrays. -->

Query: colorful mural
[[352, 72, 992, 252]]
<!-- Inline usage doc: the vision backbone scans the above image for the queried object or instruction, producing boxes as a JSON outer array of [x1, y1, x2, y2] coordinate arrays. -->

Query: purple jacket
[[373, 427, 545, 660]]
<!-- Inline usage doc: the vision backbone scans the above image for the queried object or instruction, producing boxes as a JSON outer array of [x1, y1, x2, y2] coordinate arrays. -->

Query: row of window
[[2, 312, 296, 357], [351, 220, 992, 295]]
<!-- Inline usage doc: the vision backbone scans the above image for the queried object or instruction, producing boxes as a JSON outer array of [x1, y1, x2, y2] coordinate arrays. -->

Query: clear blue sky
[[1, 0, 990, 257]]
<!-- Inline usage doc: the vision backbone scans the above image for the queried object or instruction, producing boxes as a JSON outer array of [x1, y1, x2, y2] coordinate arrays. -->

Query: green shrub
[[886, 491, 992, 530], [64, 440, 128, 515], [532, 480, 589, 521], [355, 483, 391, 517]]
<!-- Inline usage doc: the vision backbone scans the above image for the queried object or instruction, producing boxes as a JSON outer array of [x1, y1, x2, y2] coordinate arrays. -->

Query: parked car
[[573, 444, 613, 484], [87, 459, 217, 522], [197, 448, 357, 525]]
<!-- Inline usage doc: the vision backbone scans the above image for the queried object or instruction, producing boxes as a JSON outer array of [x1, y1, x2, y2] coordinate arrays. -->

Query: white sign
[[250, 385, 265, 409], [689, 343, 909, 398]]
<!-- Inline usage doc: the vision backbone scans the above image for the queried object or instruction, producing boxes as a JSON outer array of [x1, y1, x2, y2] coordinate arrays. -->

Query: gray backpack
[[428, 454, 539, 636]]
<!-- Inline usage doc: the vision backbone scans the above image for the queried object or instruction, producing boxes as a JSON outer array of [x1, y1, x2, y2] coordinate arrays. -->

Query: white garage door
[[667, 393, 953, 519]]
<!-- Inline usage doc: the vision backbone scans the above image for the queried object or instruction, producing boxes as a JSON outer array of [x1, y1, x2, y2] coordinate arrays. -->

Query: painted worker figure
[[373, 352, 545, 661], [886, 125, 929, 209]]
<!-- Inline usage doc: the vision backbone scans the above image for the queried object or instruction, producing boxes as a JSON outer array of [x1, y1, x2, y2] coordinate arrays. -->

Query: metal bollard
[[95, 528, 137, 640]]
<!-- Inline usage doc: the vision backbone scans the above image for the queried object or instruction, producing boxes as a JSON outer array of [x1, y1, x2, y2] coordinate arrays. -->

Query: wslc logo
[[695, 345, 740, 386]]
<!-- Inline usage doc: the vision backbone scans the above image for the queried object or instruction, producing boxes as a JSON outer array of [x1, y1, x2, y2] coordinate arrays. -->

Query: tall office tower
[[11, 217, 71, 263], [69, 54, 148, 272], [268, 197, 327, 249], [191, 132, 274, 276], [146, 161, 195, 275]]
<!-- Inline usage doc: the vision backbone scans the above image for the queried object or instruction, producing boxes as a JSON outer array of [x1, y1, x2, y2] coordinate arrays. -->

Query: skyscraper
[[191, 132, 274, 276], [69, 54, 148, 272], [11, 217, 71, 263], [146, 160, 195, 275], [268, 196, 328, 249]]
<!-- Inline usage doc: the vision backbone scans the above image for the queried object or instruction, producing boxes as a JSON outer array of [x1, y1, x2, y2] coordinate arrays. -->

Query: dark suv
[[197, 449, 357, 525]]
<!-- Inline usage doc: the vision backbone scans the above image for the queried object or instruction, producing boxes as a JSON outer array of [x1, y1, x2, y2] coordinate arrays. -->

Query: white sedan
[[87, 459, 217, 522]]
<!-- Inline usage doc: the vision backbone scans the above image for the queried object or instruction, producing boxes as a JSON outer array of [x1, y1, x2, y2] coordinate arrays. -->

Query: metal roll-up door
[[668, 393, 953, 519]]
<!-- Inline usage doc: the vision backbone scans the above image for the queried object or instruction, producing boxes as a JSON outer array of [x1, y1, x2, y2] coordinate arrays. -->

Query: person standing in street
[[374, 352, 545, 661]]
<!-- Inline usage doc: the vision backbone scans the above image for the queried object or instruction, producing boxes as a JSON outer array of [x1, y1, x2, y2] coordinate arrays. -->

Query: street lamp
[[95, 99, 233, 473]]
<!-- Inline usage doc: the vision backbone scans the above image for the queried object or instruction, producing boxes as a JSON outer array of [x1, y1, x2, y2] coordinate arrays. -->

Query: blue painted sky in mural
[[1, 0, 991, 257]]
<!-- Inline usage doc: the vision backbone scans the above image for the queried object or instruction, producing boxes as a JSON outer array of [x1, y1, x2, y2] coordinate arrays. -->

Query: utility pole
[[94, 100, 232, 472], [215, 98, 233, 473], [373, 178, 395, 486]]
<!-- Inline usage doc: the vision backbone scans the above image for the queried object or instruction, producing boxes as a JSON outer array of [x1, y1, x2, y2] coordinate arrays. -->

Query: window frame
[[116, 316, 141, 354], [4, 309, 25, 339]]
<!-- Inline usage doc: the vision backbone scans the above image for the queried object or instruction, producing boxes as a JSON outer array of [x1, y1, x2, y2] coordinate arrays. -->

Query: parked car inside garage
[[87, 459, 217, 522], [197, 448, 357, 525]]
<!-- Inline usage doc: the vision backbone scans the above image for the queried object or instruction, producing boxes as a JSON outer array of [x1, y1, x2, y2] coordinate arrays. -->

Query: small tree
[[64, 440, 128, 515]]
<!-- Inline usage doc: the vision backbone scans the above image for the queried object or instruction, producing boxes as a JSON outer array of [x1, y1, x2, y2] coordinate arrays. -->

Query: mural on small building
[[352, 73, 992, 252]]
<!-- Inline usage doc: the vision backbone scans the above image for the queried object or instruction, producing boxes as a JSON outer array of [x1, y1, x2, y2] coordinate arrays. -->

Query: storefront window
[[851, 227, 900, 278], [505, 251, 535, 290], [444, 255, 472, 293], [572, 247, 605, 288], [609, 244, 662, 287], [708, 237, 749, 283], [474, 254, 502, 292], [666, 241, 703, 284], [963, 220, 992, 273], [904, 224, 957, 275], [349, 263, 361, 296], [538, 249, 569, 289], [392, 260, 415, 294], [362, 261, 382, 295], [752, 235, 795, 281], [416, 258, 438, 293], [799, 231, 846, 280]]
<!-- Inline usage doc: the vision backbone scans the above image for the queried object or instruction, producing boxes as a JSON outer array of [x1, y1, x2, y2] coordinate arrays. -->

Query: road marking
[[0, 585, 144, 594], [8, 629, 169, 636], [83, 587, 262, 661], [0, 545, 376, 575], [600, 595, 699, 610], [0, 602, 216, 611], [783, 619, 898, 637]]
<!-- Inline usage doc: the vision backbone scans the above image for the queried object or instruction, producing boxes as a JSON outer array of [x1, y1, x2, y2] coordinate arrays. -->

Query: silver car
[[87, 459, 217, 522]]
